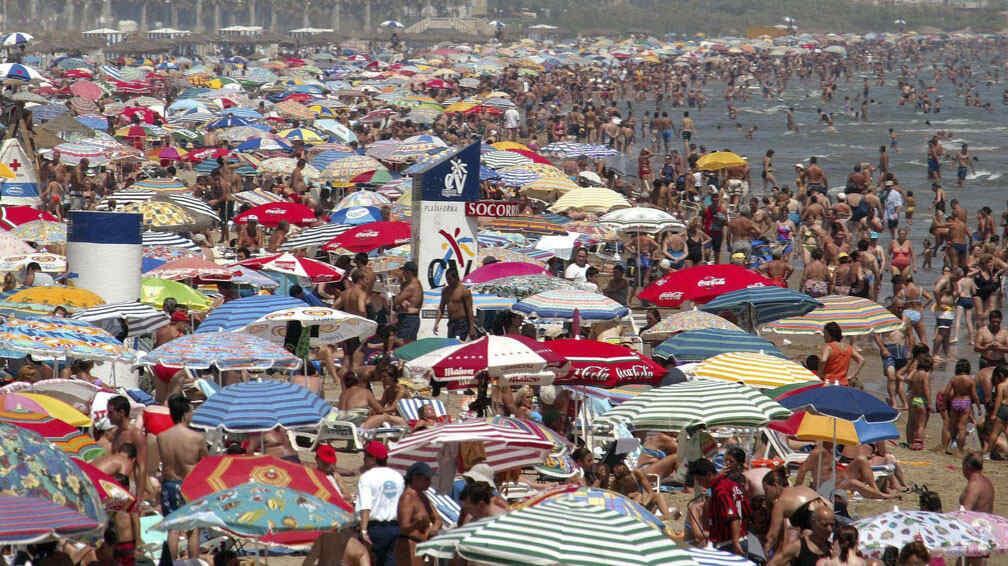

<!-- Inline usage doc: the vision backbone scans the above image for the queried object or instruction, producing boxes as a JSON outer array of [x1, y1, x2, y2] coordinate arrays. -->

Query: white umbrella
[[600, 207, 685, 234]]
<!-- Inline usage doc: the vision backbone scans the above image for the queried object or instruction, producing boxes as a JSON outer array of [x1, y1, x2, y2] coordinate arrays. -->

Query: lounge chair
[[757, 428, 810, 468], [425, 488, 461, 529]]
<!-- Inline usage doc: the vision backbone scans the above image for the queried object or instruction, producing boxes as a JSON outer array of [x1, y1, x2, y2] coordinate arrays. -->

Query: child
[[110, 473, 141, 566], [921, 238, 934, 270], [905, 190, 915, 225], [905, 354, 933, 450]]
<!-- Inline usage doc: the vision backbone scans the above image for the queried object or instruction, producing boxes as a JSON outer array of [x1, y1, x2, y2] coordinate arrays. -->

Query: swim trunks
[[950, 397, 972, 413], [161, 479, 185, 516]]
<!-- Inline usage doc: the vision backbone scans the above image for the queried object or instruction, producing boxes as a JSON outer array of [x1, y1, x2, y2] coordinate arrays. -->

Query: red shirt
[[705, 474, 748, 544]]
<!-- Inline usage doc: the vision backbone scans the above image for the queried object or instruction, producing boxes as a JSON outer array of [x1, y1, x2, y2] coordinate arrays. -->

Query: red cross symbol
[[8, 160, 21, 171]]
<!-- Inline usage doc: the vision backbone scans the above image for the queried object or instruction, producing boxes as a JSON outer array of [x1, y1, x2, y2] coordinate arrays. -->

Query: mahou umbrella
[[637, 264, 774, 308], [236, 252, 344, 283], [322, 221, 411, 253], [547, 339, 666, 388], [233, 202, 317, 227], [405, 335, 563, 382]]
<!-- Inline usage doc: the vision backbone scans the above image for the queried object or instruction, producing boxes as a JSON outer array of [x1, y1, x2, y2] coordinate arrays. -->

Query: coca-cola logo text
[[697, 276, 726, 288]]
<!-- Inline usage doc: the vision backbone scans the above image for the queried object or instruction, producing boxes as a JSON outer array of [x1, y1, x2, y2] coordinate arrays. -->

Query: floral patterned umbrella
[[10, 220, 66, 245], [141, 332, 301, 371], [945, 509, 1008, 553], [0, 422, 106, 524], [855, 508, 993, 558], [121, 200, 196, 230], [471, 274, 580, 299]]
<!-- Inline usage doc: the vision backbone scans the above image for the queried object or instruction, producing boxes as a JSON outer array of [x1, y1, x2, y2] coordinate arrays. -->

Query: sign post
[[410, 141, 481, 337]]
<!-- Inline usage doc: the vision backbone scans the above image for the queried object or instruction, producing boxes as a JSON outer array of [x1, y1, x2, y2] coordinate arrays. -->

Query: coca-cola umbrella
[[233, 202, 317, 228], [637, 264, 775, 308], [405, 334, 565, 385], [546, 339, 666, 388], [322, 221, 411, 253]]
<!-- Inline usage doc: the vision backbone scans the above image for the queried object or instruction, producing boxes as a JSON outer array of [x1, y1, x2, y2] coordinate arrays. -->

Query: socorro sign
[[465, 200, 521, 217]]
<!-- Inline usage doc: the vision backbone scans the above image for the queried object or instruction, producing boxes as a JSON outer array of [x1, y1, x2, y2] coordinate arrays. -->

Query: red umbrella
[[508, 148, 553, 165], [236, 252, 344, 283], [0, 206, 58, 230], [424, 78, 452, 89], [546, 339, 666, 388], [0, 409, 105, 461], [186, 147, 230, 162], [63, 69, 93, 79], [463, 261, 548, 284], [121, 106, 160, 124], [146, 257, 233, 282], [323, 221, 410, 253], [72, 459, 135, 511], [69, 80, 102, 101], [637, 264, 774, 307], [181, 455, 351, 511], [233, 202, 317, 227], [157, 146, 186, 161]]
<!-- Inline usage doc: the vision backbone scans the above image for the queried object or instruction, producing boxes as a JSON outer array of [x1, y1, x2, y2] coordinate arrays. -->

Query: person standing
[[690, 458, 753, 558], [357, 440, 404, 566], [959, 452, 995, 513], [394, 463, 442, 565], [393, 261, 422, 345], [818, 322, 864, 387], [433, 266, 476, 341], [157, 395, 207, 560]]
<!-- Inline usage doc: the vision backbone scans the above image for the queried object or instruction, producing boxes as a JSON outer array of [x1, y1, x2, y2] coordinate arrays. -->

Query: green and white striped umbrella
[[602, 378, 790, 432], [417, 499, 697, 566]]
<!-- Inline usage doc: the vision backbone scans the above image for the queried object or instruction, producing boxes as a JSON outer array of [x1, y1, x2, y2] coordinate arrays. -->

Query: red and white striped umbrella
[[388, 417, 556, 474], [146, 257, 232, 281], [405, 335, 564, 382], [235, 252, 344, 283]]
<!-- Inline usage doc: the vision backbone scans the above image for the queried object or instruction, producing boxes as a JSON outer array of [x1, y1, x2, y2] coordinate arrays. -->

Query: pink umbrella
[[235, 253, 344, 283], [463, 261, 548, 284], [69, 80, 102, 101], [404, 334, 565, 384], [146, 257, 232, 282], [946, 509, 1008, 553]]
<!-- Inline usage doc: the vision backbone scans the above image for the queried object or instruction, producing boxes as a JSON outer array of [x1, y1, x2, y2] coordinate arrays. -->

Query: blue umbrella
[[654, 328, 785, 362], [196, 295, 306, 333], [779, 385, 898, 423], [2, 33, 33, 46], [311, 149, 354, 170], [76, 116, 108, 130], [329, 206, 382, 225], [700, 286, 822, 326], [236, 137, 292, 153], [206, 115, 251, 130], [853, 417, 900, 444], [191, 381, 330, 431]]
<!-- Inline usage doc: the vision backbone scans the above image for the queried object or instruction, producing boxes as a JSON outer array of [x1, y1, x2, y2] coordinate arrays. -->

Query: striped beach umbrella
[[405, 335, 560, 382], [693, 351, 820, 389], [0, 410, 105, 461], [512, 289, 629, 321], [482, 150, 533, 170], [603, 379, 790, 432], [653, 329, 784, 362], [520, 176, 580, 201], [280, 223, 353, 250], [687, 546, 756, 565], [763, 295, 902, 336], [243, 306, 376, 346], [196, 295, 306, 333], [388, 417, 557, 475], [323, 156, 384, 184], [141, 230, 197, 250], [700, 287, 822, 326], [129, 178, 188, 192], [0, 62, 43, 81], [190, 381, 327, 432], [540, 142, 619, 159], [641, 311, 743, 342], [71, 301, 169, 337], [236, 252, 344, 283], [549, 187, 631, 214], [420, 498, 695, 566], [146, 257, 232, 281], [0, 495, 101, 544], [2, 32, 34, 46], [335, 189, 391, 210], [497, 166, 541, 187], [142, 333, 301, 371], [482, 216, 568, 236]]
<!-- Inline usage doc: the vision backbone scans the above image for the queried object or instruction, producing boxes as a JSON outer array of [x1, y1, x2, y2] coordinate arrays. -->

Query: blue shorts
[[958, 166, 968, 180], [928, 158, 940, 173], [161, 479, 185, 516]]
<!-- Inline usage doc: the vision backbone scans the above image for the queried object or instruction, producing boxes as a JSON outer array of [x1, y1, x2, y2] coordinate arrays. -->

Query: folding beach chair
[[396, 397, 450, 428], [757, 428, 810, 469], [425, 488, 461, 529]]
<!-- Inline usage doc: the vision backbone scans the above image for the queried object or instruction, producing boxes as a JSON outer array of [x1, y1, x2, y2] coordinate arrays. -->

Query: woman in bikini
[[973, 254, 1002, 322], [775, 210, 796, 261], [889, 228, 913, 278]]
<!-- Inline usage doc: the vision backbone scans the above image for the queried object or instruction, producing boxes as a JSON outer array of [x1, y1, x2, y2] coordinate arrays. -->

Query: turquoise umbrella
[[154, 482, 355, 538], [700, 286, 822, 327], [654, 328, 784, 362]]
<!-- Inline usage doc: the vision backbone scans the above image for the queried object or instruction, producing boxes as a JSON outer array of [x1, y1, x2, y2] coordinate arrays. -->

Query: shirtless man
[[947, 212, 970, 270], [804, 156, 828, 194], [954, 267, 978, 345], [768, 503, 835, 566], [801, 249, 829, 298], [764, 484, 824, 556], [726, 210, 761, 257], [394, 462, 442, 566], [393, 262, 422, 345], [157, 395, 207, 560], [354, 253, 377, 294], [336, 371, 400, 430], [795, 442, 897, 500], [302, 529, 370, 566], [760, 251, 793, 288], [974, 310, 1008, 369], [959, 452, 995, 513], [956, 144, 974, 188], [433, 266, 476, 341], [943, 359, 980, 455], [106, 396, 147, 502], [291, 159, 308, 199]]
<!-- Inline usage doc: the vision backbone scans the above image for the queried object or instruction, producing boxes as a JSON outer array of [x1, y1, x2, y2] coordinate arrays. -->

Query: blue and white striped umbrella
[[280, 223, 353, 250], [512, 289, 629, 321], [142, 230, 197, 250], [482, 150, 533, 170], [540, 142, 619, 159], [236, 137, 292, 153], [2, 33, 33, 46], [700, 286, 822, 326], [329, 206, 382, 225], [196, 295, 306, 334], [653, 328, 785, 362], [206, 115, 250, 130], [687, 546, 756, 565], [310, 149, 354, 170], [191, 380, 329, 432], [99, 65, 122, 80], [0, 63, 42, 81], [497, 167, 540, 187]]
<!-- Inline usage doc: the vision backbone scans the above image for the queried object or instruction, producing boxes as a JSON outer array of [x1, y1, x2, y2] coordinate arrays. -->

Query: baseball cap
[[171, 311, 188, 322], [405, 462, 433, 481], [363, 440, 388, 461], [462, 463, 495, 490], [401, 261, 418, 275], [315, 444, 337, 465]]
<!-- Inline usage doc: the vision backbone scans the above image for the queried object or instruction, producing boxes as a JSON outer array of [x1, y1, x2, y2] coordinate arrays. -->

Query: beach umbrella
[[406, 335, 560, 382], [206, 114, 250, 130], [389, 417, 557, 475], [0, 422, 106, 523], [778, 385, 898, 423], [328, 206, 382, 225], [483, 150, 533, 169], [143, 333, 301, 372], [512, 289, 629, 321], [463, 261, 548, 284], [855, 509, 992, 559], [603, 379, 790, 432], [394, 337, 460, 362], [600, 207, 684, 234], [141, 230, 197, 250], [0, 495, 101, 544], [2, 379, 99, 415], [852, 417, 901, 444], [693, 351, 818, 389], [520, 176, 581, 200], [121, 200, 195, 230], [686, 546, 756, 565], [0, 252, 65, 273], [195, 295, 305, 333], [654, 329, 784, 362], [0, 392, 91, 427], [2, 32, 33, 46], [191, 380, 327, 432], [139, 277, 212, 311], [335, 189, 390, 209], [236, 252, 344, 283], [0, 409, 104, 461], [146, 256, 232, 281], [549, 187, 631, 214], [483, 216, 568, 236], [696, 151, 746, 171], [700, 286, 821, 327], [763, 295, 903, 336], [0, 316, 133, 362], [547, 339, 666, 388], [0, 62, 42, 81], [181, 455, 351, 510], [638, 264, 774, 308], [0, 232, 33, 256], [128, 178, 188, 192], [945, 509, 1008, 554], [155, 482, 355, 538], [540, 142, 619, 159], [418, 498, 694, 566], [7, 286, 104, 308], [233, 202, 316, 227], [242, 306, 377, 346], [10, 220, 66, 244], [470, 275, 580, 300], [641, 311, 743, 342], [521, 486, 667, 533], [70, 301, 169, 337], [769, 411, 860, 445], [279, 223, 353, 251], [323, 156, 385, 184], [0, 205, 58, 230], [236, 137, 293, 153], [256, 156, 311, 176], [323, 221, 410, 253], [73, 459, 135, 512], [279, 127, 324, 145], [380, 19, 405, 28]]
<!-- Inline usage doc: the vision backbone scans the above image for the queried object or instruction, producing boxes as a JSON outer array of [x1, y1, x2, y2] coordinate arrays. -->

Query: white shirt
[[884, 189, 903, 221], [355, 466, 404, 521], [504, 107, 520, 129], [564, 262, 589, 283], [29, 272, 54, 287]]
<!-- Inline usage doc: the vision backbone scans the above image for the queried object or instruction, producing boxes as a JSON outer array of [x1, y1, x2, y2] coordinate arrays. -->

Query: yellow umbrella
[[6, 286, 105, 308], [443, 101, 478, 114], [696, 151, 747, 171], [121, 201, 195, 229], [520, 176, 580, 201], [793, 413, 860, 446], [548, 187, 631, 214], [492, 141, 530, 151], [693, 351, 819, 389], [8, 393, 91, 426]]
